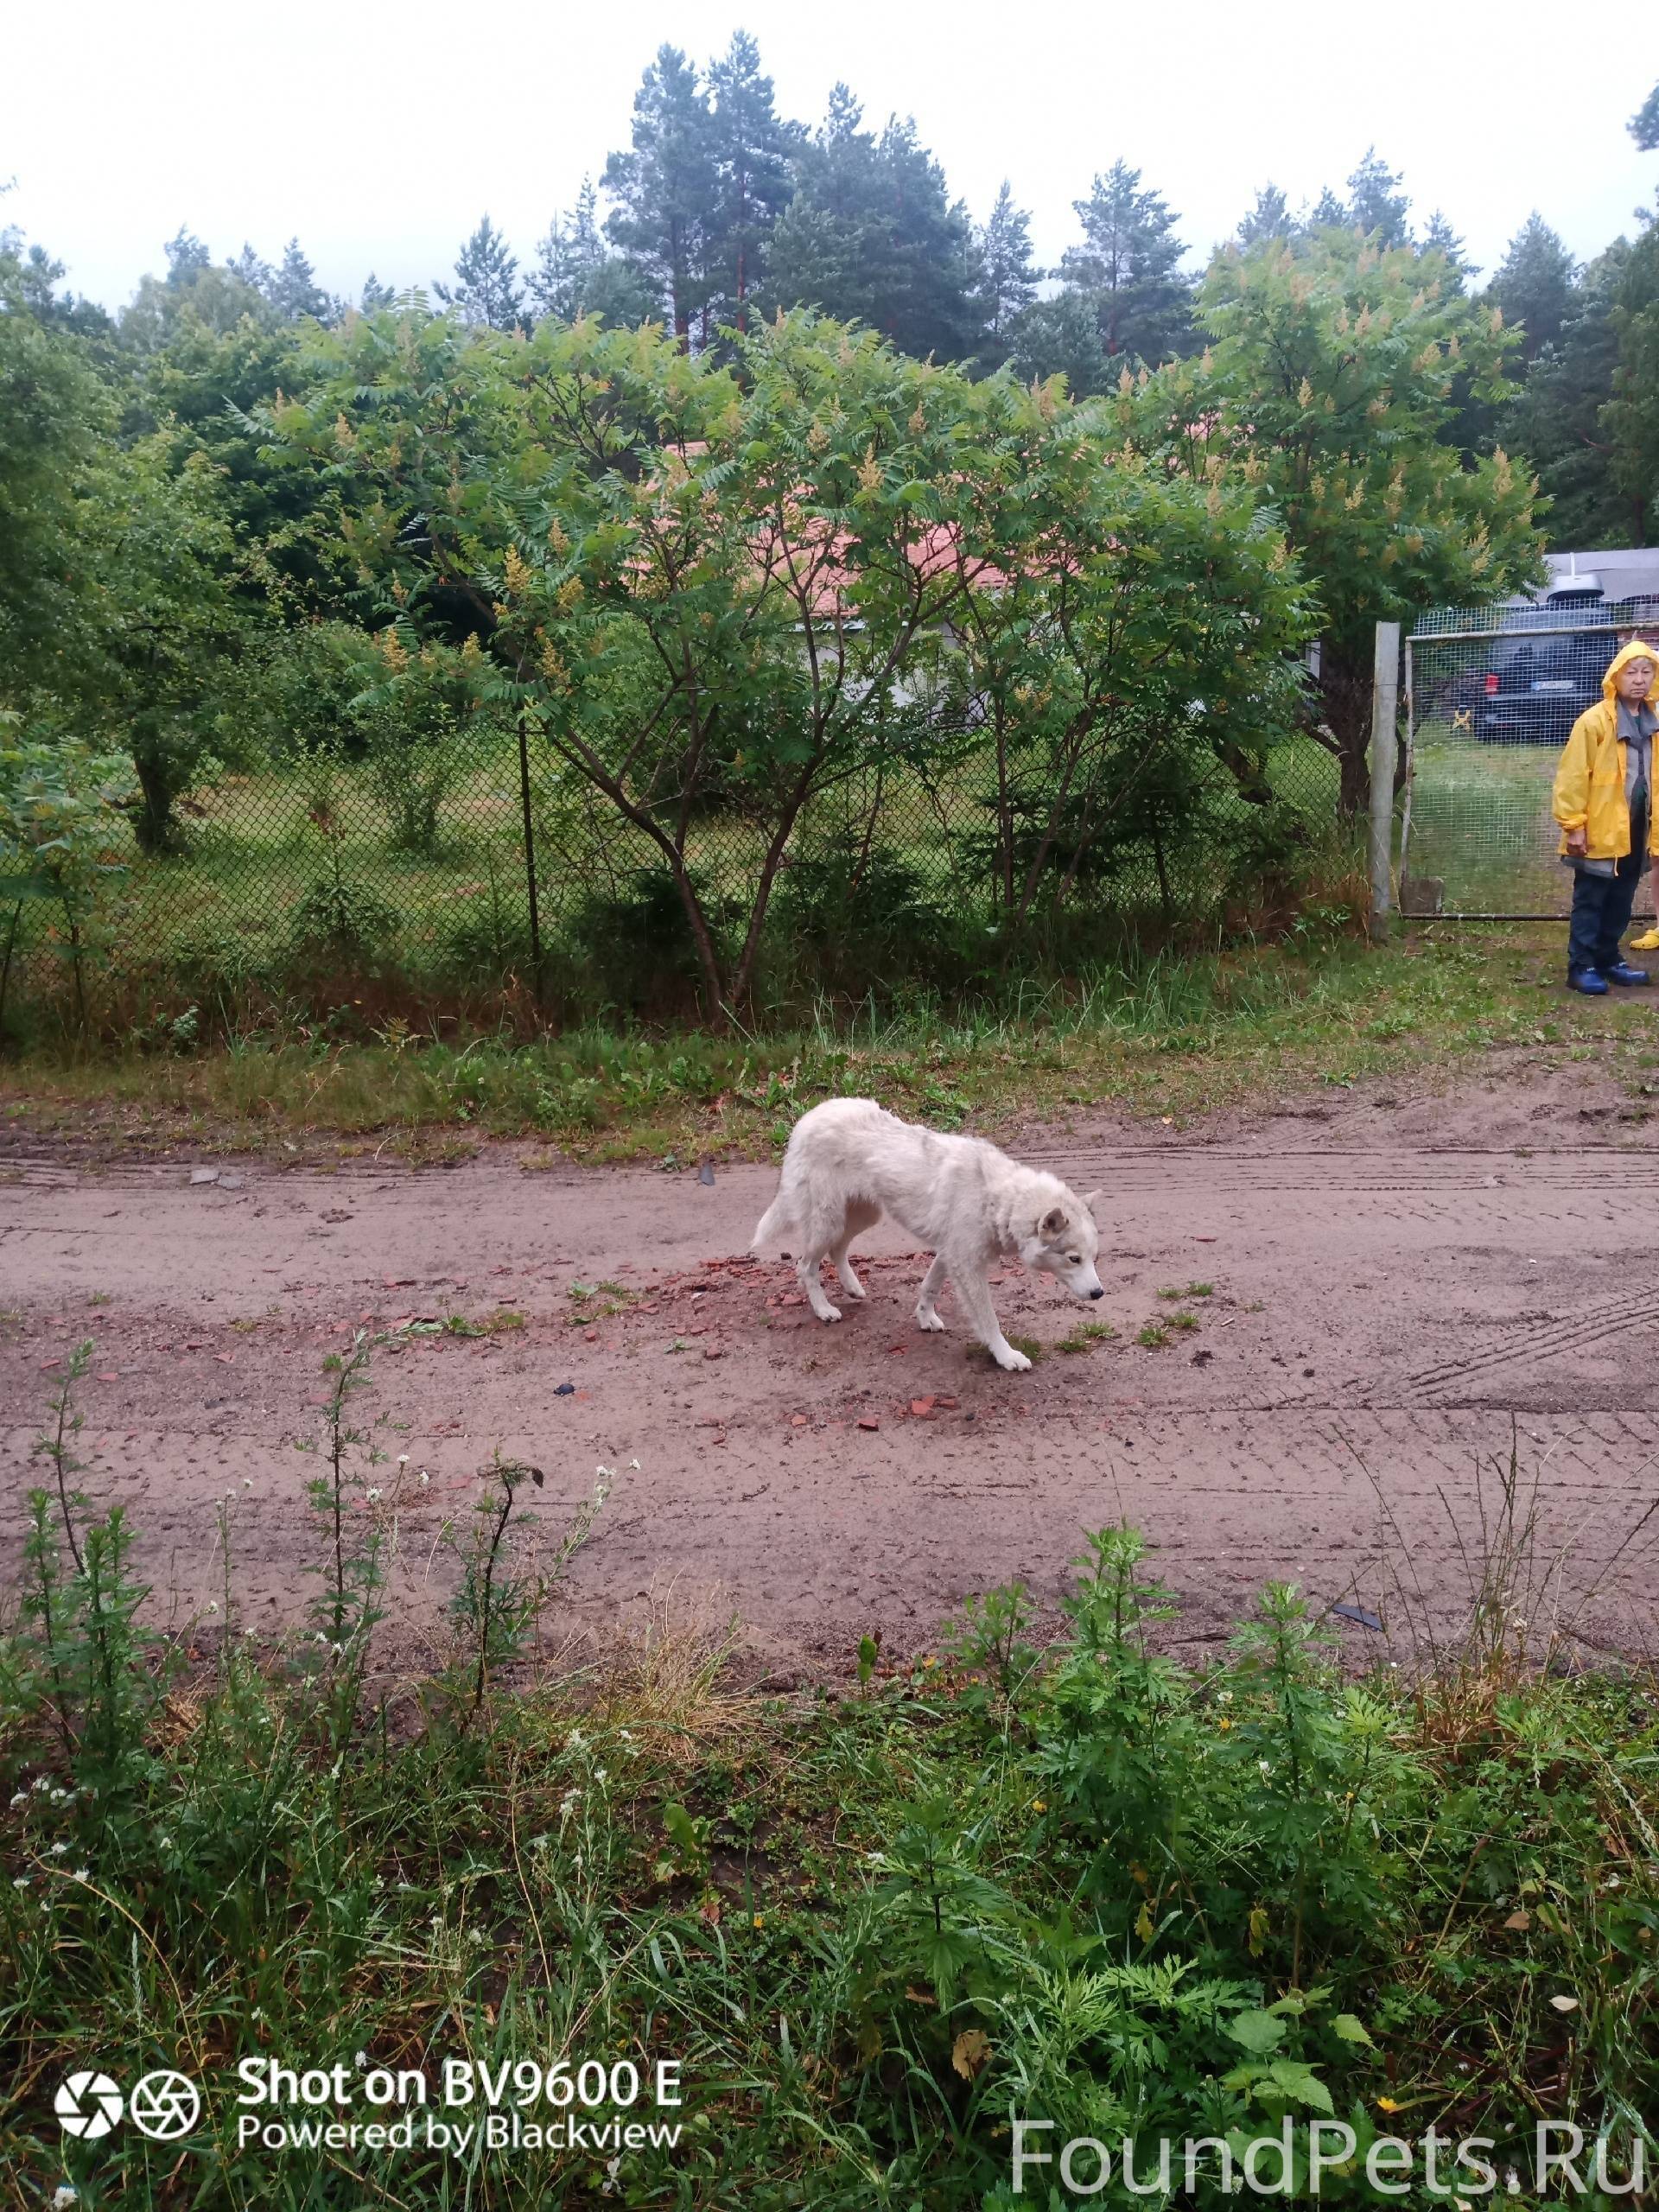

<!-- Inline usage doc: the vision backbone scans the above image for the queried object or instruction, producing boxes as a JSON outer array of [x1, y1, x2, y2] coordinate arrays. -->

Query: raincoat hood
[[1601, 639, 1659, 706]]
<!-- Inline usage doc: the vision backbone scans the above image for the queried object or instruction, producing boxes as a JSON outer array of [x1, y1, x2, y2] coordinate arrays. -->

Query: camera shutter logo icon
[[55, 2072, 124, 2139], [129, 2070, 202, 2141]]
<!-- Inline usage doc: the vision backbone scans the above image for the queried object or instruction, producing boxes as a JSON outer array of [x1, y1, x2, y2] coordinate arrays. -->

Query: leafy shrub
[[355, 632, 491, 857], [0, 728, 137, 1031], [286, 849, 401, 967], [565, 866, 737, 1019], [238, 620, 384, 762], [768, 841, 967, 1000]]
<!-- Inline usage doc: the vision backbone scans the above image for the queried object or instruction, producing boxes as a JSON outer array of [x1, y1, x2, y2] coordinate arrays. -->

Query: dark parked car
[[1475, 581, 1612, 745]]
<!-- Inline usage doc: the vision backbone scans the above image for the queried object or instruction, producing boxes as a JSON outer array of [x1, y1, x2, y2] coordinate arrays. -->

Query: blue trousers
[[1567, 852, 1645, 976]]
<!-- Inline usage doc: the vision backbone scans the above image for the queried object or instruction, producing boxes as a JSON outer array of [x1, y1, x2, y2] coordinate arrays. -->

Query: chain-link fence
[[1403, 600, 1659, 919], [5, 712, 1344, 1027]]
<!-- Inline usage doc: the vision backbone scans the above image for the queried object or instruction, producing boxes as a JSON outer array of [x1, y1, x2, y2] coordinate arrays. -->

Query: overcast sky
[[6, 0, 1655, 313]]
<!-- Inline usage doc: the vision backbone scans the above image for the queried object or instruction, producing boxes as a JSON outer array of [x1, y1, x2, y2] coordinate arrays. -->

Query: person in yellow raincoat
[[1552, 639, 1659, 994]]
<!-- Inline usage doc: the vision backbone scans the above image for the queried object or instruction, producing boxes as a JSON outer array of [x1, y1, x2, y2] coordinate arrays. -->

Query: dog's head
[[1022, 1188, 1103, 1302]]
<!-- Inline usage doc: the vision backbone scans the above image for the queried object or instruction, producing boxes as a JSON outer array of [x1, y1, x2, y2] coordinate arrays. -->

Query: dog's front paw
[[817, 1303, 842, 1324], [915, 1308, 946, 1332], [993, 1344, 1032, 1372]]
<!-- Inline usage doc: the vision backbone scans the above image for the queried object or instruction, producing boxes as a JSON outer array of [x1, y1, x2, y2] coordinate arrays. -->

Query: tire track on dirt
[[1267, 1287, 1659, 1408], [1022, 1145, 1659, 1192]]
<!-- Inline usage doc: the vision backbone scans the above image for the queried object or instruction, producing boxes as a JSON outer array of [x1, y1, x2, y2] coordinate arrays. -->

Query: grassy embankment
[[5, 929, 1659, 1168]]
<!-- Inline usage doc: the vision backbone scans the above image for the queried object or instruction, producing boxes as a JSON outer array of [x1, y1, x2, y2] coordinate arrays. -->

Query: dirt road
[[4, 1058, 1658, 1677]]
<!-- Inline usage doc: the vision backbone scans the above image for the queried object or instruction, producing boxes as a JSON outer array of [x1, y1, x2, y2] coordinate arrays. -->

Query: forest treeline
[[12, 37, 1657, 548]]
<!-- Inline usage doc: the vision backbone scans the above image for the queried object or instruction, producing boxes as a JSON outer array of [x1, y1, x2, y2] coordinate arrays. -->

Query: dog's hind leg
[[914, 1253, 949, 1332], [795, 1197, 847, 1323], [831, 1199, 880, 1301], [950, 1265, 1031, 1372]]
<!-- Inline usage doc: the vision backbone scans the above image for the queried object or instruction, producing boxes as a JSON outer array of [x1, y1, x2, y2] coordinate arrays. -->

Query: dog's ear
[[1039, 1205, 1067, 1240], [1080, 1188, 1103, 1215]]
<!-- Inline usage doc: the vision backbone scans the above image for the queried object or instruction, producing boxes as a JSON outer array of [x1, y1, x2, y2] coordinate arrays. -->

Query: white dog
[[750, 1096, 1103, 1372]]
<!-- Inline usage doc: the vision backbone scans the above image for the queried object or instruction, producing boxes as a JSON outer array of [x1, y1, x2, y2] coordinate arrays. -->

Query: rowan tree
[[1158, 230, 1543, 809]]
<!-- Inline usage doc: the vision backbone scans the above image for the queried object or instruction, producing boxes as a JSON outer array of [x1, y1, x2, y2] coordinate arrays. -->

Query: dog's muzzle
[[1089, 1287, 1104, 1300]]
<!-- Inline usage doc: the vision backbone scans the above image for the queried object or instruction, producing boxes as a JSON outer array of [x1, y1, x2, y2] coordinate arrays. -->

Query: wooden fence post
[[1369, 620, 1402, 940]]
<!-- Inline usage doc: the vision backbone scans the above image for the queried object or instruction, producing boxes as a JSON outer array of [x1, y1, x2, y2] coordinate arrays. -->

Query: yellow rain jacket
[[1552, 639, 1659, 861]]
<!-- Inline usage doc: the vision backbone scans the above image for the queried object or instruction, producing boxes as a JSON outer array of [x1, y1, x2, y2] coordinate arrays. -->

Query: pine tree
[[359, 274, 396, 313], [1237, 184, 1294, 246], [530, 181, 659, 327], [1504, 242, 1632, 547], [266, 238, 329, 324], [1603, 223, 1659, 543], [969, 181, 1039, 371], [1344, 148, 1411, 245], [1307, 187, 1347, 229], [1488, 216, 1578, 363], [530, 182, 603, 321], [1007, 287, 1108, 395], [226, 243, 273, 293], [705, 31, 797, 332], [1058, 159, 1192, 364], [435, 216, 524, 332], [603, 45, 718, 346], [766, 88, 979, 361], [1420, 211, 1471, 287], [1632, 82, 1659, 149], [164, 229, 212, 285]]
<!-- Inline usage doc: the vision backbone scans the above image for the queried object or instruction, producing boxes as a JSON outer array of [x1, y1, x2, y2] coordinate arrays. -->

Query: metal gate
[[1402, 600, 1659, 919]]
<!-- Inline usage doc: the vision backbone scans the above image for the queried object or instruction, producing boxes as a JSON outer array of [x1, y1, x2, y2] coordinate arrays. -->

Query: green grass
[[1404, 725, 1586, 913], [1057, 1319, 1117, 1353], [2, 1398, 1654, 2208], [7, 927, 1659, 1166]]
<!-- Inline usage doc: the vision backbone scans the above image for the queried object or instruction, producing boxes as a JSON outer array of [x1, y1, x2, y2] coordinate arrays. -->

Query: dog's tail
[[750, 1191, 798, 1254]]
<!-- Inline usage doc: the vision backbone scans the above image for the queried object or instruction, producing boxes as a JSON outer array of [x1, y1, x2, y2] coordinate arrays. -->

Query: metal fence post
[[1369, 620, 1402, 939]]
